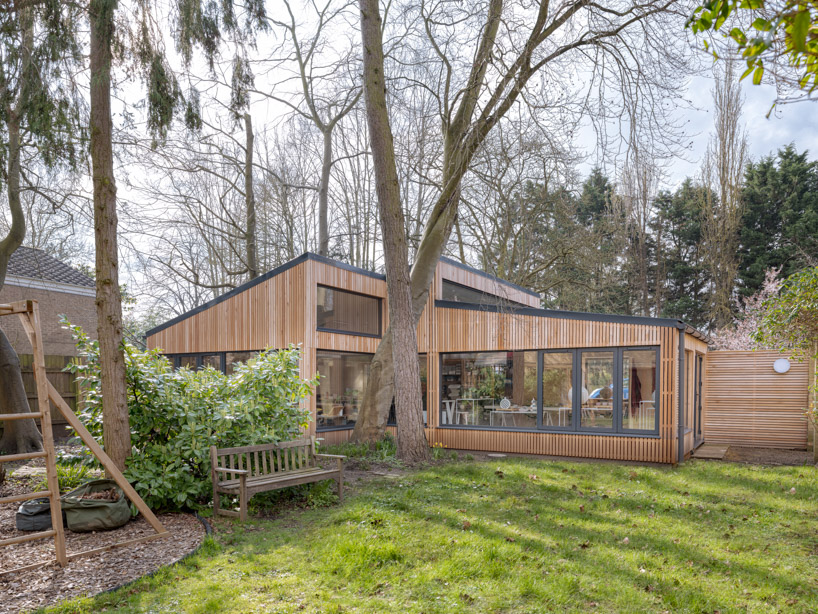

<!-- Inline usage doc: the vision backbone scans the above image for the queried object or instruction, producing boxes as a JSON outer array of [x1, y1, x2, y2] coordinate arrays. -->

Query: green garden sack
[[60, 479, 131, 532]]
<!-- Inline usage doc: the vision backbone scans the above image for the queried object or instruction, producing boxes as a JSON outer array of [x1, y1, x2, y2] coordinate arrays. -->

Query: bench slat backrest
[[211, 437, 318, 480]]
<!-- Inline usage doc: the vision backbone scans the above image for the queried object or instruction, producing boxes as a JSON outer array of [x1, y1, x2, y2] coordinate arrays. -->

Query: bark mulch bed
[[1, 473, 206, 614]]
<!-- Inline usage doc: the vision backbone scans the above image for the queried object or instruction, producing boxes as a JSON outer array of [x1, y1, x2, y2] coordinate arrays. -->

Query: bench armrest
[[315, 454, 346, 460], [215, 467, 249, 476]]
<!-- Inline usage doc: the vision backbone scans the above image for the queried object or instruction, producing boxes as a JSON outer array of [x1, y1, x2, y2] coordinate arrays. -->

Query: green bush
[[63, 321, 316, 511]]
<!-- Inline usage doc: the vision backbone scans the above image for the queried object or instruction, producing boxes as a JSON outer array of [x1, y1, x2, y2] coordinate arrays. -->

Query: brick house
[[0, 247, 96, 417]]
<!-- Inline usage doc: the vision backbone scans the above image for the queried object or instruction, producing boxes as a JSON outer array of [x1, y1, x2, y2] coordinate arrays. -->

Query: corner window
[[439, 347, 659, 436], [316, 351, 371, 430], [317, 285, 381, 337]]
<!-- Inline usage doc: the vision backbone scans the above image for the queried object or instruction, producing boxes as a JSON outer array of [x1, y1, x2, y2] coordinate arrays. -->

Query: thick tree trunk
[[245, 113, 258, 279], [360, 0, 428, 463], [351, 196, 458, 443], [90, 0, 130, 474], [0, 328, 43, 454], [318, 128, 332, 256]]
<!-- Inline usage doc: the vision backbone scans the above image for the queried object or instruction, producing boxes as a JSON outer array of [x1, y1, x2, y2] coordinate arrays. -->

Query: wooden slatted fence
[[704, 350, 809, 449]]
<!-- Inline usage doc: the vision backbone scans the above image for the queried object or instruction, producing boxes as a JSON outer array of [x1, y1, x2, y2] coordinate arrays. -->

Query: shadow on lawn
[[47, 458, 817, 613]]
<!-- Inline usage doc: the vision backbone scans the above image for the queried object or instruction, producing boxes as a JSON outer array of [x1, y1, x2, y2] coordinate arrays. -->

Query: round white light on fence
[[773, 358, 791, 374]]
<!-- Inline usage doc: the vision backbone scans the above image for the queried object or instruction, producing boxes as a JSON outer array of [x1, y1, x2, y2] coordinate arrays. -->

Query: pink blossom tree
[[710, 269, 781, 350]]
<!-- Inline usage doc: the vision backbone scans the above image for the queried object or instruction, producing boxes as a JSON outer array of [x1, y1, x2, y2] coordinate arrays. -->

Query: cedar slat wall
[[148, 256, 686, 463], [147, 261, 310, 353], [704, 350, 809, 449]]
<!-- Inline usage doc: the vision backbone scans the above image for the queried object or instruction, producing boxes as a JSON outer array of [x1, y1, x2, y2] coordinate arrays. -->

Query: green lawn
[[45, 457, 818, 614]]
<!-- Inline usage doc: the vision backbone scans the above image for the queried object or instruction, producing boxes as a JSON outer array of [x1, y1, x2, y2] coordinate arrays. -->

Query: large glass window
[[580, 351, 615, 430], [439, 347, 660, 435], [317, 286, 381, 337], [440, 352, 537, 428], [621, 349, 658, 431], [542, 352, 573, 428], [316, 351, 371, 430]]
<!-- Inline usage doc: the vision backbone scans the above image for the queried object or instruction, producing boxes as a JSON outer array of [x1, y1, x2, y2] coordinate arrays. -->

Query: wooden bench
[[210, 437, 345, 521]]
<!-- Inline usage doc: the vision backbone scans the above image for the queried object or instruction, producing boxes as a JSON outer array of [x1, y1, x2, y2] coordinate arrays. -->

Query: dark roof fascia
[[435, 299, 710, 339], [438, 256, 540, 299], [145, 252, 386, 338]]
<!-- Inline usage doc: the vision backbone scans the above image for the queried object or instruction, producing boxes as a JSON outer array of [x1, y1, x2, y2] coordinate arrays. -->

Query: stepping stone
[[692, 444, 728, 460]]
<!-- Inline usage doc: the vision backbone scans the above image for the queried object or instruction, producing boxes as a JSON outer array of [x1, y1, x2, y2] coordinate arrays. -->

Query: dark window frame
[[168, 352, 226, 372], [437, 346, 661, 437], [316, 284, 383, 338], [315, 348, 375, 432], [166, 350, 266, 374]]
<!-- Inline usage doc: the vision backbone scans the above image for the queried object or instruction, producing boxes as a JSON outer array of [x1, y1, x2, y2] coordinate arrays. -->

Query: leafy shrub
[[35, 461, 94, 494], [63, 321, 316, 511]]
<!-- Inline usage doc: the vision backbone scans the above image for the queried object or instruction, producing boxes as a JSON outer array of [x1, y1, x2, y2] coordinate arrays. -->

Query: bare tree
[[267, 0, 362, 256], [353, 0, 692, 443], [700, 61, 749, 329], [619, 141, 663, 316]]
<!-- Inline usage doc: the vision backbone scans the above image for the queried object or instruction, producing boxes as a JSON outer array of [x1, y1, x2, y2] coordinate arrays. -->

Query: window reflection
[[622, 349, 657, 430], [440, 352, 537, 428], [316, 351, 371, 429], [317, 286, 381, 336], [580, 351, 615, 429], [542, 352, 573, 428], [225, 351, 258, 375]]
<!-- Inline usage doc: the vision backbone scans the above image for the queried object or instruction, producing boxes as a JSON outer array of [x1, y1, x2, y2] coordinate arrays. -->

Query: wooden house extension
[[146, 252, 713, 464]]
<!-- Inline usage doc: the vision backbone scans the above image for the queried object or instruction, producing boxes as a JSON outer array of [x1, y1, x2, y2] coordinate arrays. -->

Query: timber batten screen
[[704, 350, 809, 449], [146, 252, 704, 464]]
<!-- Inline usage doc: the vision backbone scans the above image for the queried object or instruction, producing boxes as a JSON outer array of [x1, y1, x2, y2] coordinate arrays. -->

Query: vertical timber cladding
[[428, 306, 681, 464], [704, 350, 809, 449], [145, 259, 311, 354]]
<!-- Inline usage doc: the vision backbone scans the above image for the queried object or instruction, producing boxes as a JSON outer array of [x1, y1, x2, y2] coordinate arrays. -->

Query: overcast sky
[[656, 74, 818, 189]]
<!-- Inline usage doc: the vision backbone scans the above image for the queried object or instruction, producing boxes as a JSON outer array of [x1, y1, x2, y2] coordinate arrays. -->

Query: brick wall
[[0, 284, 97, 356]]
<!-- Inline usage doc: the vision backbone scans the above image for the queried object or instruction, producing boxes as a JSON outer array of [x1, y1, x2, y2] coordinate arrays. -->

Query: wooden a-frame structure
[[0, 300, 168, 576]]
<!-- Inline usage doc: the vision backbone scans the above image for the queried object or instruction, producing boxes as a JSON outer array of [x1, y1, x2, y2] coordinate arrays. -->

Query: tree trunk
[[245, 113, 258, 279], [351, 196, 458, 443], [90, 0, 130, 474], [0, 16, 43, 454], [0, 328, 43, 454], [360, 0, 428, 463], [318, 128, 332, 256]]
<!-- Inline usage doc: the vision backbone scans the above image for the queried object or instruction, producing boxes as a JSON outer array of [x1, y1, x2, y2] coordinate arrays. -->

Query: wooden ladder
[[0, 300, 169, 576], [0, 300, 67, 567]]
